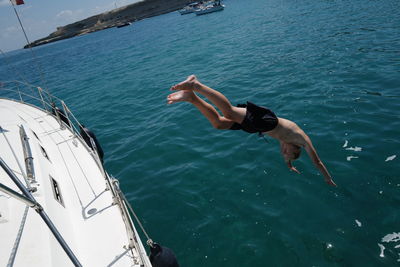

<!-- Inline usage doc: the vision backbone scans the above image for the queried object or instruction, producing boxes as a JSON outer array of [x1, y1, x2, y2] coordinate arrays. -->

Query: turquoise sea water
[[1, 0, 400, 265]]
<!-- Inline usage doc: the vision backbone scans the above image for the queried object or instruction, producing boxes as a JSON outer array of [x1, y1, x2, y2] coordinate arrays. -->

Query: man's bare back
[[267, 118, 306, 145]]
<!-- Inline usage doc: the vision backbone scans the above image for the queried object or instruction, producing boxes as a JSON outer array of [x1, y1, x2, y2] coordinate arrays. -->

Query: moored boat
[[117, 21, 132, 28], [178, 2, 199, 15], [195, 1, 224, 16]]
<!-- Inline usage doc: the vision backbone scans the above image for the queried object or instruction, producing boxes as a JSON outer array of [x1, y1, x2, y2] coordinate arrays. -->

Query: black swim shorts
[[229, 101, 278, 133]]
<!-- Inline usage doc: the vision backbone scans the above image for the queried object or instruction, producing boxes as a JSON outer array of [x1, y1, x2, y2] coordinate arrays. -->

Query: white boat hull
[[0, 98, 151, 266], [179, 8, 194, 15]]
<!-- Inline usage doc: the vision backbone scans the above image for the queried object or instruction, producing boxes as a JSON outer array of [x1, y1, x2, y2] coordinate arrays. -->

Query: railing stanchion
[[37, 87, 47, 112], [61, 101, 72, 132], [17, 84, 23, 102], [52, 101, 65, 130]]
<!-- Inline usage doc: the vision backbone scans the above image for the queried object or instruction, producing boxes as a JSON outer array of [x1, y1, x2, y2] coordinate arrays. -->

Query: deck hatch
[[50, 175, 64, 207]]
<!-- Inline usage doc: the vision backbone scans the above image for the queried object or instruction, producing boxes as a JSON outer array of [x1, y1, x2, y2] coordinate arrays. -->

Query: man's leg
[[167, 90, 235, 129], [170, 75, 246, 123]]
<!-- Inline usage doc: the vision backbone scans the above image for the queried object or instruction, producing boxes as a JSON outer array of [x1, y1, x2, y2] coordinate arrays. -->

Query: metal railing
[[0, 80, 105, 173]]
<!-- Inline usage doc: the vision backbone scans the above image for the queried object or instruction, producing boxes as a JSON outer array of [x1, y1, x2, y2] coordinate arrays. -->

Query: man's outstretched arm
[[303, 138, 337, 187]]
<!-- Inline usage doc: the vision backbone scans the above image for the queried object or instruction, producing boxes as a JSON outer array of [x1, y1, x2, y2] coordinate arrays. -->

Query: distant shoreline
[[24, 0, 192, 49]]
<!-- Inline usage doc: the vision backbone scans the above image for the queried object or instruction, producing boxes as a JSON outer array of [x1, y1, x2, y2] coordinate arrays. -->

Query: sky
[[0, 0, 142, 52]]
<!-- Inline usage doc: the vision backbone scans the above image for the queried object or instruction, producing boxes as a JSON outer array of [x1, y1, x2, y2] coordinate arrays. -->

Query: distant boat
[[178, 2, 199, 15], [195, 2, 224, 16], [116, 22, 131, 28]]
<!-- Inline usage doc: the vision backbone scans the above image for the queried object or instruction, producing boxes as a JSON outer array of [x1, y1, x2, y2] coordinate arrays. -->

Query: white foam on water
[[343, 140, 348, 148], [347, 156, 358, 161], [378, 243, 385, 257], [382, 232, 400, 243], [380, 232, 400, 262], [355, 219, 362, 227], [346, 146, 362, 152], [385, 155, 396, 162]]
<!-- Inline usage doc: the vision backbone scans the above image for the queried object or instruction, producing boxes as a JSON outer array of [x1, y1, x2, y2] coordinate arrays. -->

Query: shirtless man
[[167, 75, 337, 187]]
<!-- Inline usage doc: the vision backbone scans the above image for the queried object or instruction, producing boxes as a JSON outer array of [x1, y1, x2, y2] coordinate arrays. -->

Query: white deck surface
[[0, 99, 150, 267]]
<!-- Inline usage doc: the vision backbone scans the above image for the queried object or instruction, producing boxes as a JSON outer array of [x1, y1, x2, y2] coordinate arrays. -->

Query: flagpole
[[9, 0, 52, 104], [10, 0, 31, 46]]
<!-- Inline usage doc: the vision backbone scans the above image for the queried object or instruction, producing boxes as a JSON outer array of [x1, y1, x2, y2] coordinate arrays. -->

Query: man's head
[[281, 142, 301, 162]]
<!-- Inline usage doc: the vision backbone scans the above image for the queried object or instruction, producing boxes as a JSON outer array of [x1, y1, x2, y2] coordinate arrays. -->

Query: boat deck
[[0, 99, 148, 266]]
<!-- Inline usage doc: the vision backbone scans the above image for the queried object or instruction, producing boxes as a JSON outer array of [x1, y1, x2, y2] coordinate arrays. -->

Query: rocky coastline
[[24, 0, 192, 48]]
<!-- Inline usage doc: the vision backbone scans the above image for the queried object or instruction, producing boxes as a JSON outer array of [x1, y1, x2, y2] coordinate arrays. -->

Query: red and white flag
[[11, 0, 25, 5]]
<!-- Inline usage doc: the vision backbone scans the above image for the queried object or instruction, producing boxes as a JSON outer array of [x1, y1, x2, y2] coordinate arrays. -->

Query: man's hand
[[289, 166, 301, 174], [325, 178, 337, 187], [286, 160, 301, 174]]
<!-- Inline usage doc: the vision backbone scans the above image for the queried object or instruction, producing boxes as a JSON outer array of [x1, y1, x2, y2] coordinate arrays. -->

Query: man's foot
[[167, 90, 196, 104], [170, 75, 200, 91]]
